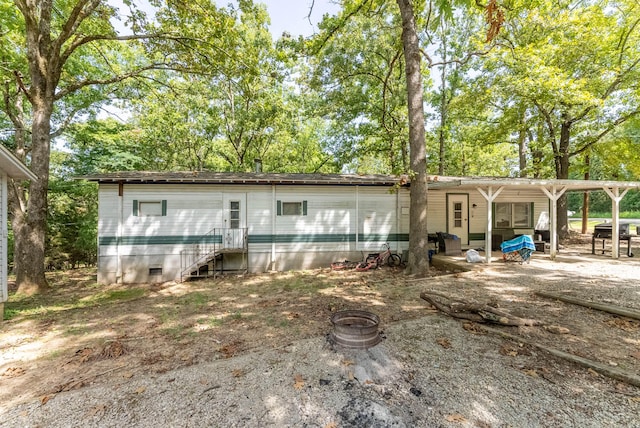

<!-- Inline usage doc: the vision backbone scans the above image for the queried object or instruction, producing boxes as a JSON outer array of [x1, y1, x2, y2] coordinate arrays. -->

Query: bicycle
[[361, 243, 402, 269]]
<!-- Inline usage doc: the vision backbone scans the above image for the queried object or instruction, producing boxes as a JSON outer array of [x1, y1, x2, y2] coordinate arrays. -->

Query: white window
[[282, 202, 302, 216], [133, 200, 167, 217], [139, 201, 162, 216], [494, 202, 532, 228], [277, 200, 307, 216]]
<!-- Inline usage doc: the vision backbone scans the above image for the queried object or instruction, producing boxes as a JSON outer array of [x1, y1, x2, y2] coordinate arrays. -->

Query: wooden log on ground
[[420, 291, 543, 326], [482, 325, 640, 388], [535, 291, 640, 321]]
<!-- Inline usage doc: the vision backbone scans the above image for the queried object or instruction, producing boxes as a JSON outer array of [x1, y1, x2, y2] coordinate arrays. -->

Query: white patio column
[[603, 186, 628, 259], [476, 186, 504, 264], [540, 185, 567, 260]]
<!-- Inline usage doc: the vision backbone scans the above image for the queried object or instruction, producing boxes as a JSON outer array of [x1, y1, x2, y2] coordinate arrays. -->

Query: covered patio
[[428, 176, 640, 263]]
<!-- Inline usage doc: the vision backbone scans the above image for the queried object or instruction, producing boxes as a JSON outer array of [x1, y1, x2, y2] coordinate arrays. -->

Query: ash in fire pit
[[330, 310, 382, 349]]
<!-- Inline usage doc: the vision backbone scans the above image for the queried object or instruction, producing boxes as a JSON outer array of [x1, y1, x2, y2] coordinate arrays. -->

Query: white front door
[[222, 193, 246, 249], [447, 194, 469, 244]]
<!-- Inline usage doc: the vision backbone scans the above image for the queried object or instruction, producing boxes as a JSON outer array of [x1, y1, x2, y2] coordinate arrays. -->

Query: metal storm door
[[222, 193, 246, 249]]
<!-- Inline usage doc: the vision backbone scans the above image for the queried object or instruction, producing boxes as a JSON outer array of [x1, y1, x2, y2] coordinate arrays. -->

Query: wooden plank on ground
[[535, 291, 640, 321], [482, 325, 640, 388]]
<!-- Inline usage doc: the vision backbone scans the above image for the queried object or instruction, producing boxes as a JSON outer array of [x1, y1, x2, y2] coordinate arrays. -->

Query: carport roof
[[427, 176, 640, 191], [81, 172, 640, 191]]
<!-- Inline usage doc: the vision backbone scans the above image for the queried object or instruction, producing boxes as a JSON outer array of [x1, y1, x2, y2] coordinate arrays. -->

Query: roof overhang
[[0, 145, 37, 181], [81, 172, 409, 187], [427, 176, 640, 192]]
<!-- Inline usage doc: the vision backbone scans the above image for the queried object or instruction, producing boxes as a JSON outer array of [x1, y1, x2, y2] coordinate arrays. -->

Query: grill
[[593, 222, 632, 239], [592, 222, 635, 257]]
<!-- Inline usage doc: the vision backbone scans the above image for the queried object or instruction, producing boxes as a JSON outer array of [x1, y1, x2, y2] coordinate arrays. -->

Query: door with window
[[222, 193, 246, 249], [447, 194, 469, 244]]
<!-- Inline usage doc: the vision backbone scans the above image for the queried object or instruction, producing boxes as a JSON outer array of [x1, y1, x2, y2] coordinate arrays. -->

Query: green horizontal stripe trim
[[99, 233, 410, 246], [99, 235, 221, 246], [469, 233, 485, 241], [249, 234, 355, 244]]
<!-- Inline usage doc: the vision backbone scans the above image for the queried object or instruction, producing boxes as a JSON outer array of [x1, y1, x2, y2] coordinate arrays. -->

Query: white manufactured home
[[85, 172, 640, 285]]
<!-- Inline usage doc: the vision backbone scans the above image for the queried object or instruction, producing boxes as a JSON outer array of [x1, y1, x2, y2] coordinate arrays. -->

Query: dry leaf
[[629, 397, 640, 403], [232, 369, 245, 378], [587, 368, 600, 377], [445, 413, 467, 422], [436, 337, 452, 349], [341, 359, 354, 366], [499, 344, 518, 357], [293, 374, 304, 390], [123, 372, 134, 379], [87, 404, 107, 417], [462, 322, 486, 335], [544, 325, 570, 335], [135, 386, 146, 394], [604, 318, 639, 332], [524, 369, 538, 377], [40, 395, 53, 405], [630, 351, 640, 360]]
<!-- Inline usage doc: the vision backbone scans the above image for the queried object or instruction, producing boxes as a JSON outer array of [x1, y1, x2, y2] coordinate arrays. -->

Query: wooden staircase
[[180, 228, 248, 281]]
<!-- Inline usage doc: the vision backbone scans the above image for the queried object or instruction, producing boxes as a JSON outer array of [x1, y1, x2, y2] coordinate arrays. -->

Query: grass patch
[[84, 288, 147, 305], [177, 292, 209, 307], [4, 287, 147, 321]]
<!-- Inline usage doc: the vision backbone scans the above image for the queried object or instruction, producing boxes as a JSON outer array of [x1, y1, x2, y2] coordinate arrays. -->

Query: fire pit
[[330, 310, 382, 349]]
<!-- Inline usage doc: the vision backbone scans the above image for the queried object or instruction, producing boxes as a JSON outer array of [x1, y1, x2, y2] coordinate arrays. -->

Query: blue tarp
[[500, 235, 536, 254]]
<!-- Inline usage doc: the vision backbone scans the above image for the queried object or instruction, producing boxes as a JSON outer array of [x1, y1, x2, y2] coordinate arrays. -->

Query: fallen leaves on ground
[[544, 325, 570, 334], [100, 341, 128, 359], [1, 367, 26, 378], [293, 374, 305, 390], [219, 340, 243, 359], [86, 404, 107, 417], [500, 344, 519, 357], [604, 318, 639, 332], [75, 347, 95, 363], [436, 337, 452, 349], [462, 322, 486, 335], [445, 413, 467, 422]]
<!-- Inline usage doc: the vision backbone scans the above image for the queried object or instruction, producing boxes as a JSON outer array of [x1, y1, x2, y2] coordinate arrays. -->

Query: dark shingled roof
[[81, 171, 409, 187]]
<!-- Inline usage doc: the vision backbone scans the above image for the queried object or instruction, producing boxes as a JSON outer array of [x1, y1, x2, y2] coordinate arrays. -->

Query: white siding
[[97, 182, 409, 284]]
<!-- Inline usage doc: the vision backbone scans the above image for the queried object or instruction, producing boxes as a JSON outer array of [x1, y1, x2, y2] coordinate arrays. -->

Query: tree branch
[[53, 63, 171, 100]]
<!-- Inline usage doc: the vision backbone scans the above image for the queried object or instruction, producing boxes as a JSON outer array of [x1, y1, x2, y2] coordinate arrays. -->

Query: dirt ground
[[1, 233, 640, 425]]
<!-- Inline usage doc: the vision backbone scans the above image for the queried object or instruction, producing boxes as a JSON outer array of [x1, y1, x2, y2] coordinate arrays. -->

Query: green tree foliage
[[309, 0, 410, 174]]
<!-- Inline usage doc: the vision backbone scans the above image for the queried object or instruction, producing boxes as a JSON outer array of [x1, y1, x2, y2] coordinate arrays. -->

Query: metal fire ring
[[330, 310, 382, 349]]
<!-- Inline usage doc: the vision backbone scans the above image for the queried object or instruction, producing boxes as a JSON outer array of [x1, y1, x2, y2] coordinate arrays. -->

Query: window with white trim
[[277, 200, 308, 216], [494, 202, 532, 228], [133, 200, 167, 217]]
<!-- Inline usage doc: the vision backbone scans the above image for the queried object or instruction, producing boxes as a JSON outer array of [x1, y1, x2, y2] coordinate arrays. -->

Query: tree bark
[[397, 0, 430, 276], [553, 117, 572, 239]]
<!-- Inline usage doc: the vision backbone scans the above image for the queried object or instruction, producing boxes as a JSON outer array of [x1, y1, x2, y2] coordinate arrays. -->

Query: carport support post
[[476, 186, 504, 264], [540, 186, 567, 260], [603, 187, 628, 259]]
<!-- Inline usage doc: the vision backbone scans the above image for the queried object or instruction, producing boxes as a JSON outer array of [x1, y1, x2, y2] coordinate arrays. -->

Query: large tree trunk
[[397, 0, 430, 275], [554, 119, 572, 239], [13, 100, 51, 295]]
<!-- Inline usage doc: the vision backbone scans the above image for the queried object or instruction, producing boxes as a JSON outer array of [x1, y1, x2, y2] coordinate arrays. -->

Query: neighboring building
[[84, 172, 640, 285], [0, 145, 38, 317]]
